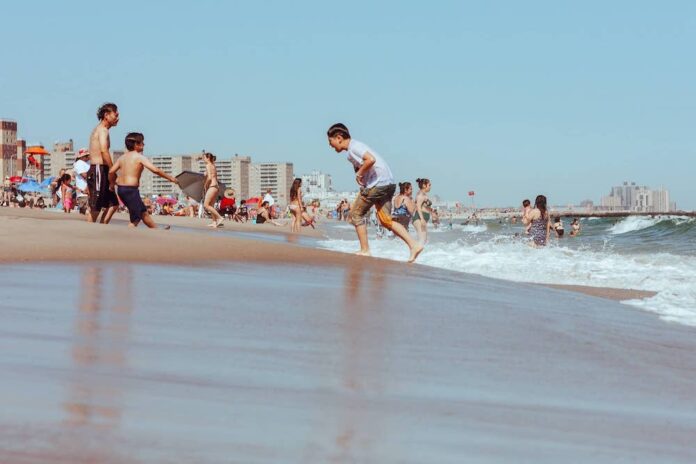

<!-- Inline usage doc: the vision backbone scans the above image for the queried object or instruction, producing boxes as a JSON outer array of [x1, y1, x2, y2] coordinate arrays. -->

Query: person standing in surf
[[412, 178, 433, 244], [522, 194, 551, 246], [87, 102, 120, 224], [327, 123, 423, 263]]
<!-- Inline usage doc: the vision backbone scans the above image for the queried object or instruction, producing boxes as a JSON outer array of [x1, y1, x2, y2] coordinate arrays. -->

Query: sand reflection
[[63, 265, 133, 429], [331, 262, 390, 462]]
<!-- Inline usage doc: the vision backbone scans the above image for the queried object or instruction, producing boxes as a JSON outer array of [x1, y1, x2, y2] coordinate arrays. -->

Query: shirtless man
[[109, 132, 179, 228], [87, 102, 120, 223]]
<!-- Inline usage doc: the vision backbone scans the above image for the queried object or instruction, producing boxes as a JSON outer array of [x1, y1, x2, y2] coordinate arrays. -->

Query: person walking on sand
[[87, 102, 120, 224], [202, 152, 224, 228], [109, 132, 179, 228], [522, 194, 551, 247], [288, 178, 307, 233], [412, 178, 433, 244], [327, 123, 423, 262]]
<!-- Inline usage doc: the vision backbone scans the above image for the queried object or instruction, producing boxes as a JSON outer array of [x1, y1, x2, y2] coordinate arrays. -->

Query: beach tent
[[17, 178, 44, 193], [40, 177, 54, 189]]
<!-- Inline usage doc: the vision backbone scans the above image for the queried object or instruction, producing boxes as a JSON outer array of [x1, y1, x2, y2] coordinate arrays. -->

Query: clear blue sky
[[1, 1, 694, 208]]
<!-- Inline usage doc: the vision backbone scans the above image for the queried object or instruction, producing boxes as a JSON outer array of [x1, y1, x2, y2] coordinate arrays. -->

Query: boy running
[[109, 132, 179, 228], [327, 123, 423, 263]]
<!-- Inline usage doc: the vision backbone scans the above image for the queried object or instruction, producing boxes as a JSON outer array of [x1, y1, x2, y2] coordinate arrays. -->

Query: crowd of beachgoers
[[3, 103, 587, 264]]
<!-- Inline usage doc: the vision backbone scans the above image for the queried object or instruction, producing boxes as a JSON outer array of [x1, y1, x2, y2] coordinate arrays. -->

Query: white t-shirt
[[346, 139, 394, 189], [73, 160, 90, 195], [263, 193, 275, 206]]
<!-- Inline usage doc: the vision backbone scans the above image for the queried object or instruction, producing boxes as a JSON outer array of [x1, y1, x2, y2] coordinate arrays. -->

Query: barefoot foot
[[408, 243, 424, 263], [354, 250, 371, 257]]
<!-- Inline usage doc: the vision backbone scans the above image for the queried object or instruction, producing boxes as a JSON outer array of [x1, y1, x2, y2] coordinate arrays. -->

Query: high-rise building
[[248, 162, 294, 206], [46, 150, 78, 178], [0, 119, 18, 179], [140, 155, 194, 196], [301, 170, 333, 197], [15, 139, 26, 176], [53, 140, 74, 153], [601, 181, 675, 212], [195, 154, 251, 199]]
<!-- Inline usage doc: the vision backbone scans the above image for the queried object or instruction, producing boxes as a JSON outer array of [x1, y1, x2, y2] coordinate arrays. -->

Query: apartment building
[[248, 162, 294, 206], [0, 119, 18, 179]]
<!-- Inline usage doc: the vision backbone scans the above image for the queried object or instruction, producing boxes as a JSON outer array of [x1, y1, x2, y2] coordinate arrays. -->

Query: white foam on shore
[[318, 237, 696, 327]]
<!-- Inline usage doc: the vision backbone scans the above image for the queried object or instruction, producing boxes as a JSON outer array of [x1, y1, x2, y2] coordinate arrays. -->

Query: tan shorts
[[350, 184, 396, 229]]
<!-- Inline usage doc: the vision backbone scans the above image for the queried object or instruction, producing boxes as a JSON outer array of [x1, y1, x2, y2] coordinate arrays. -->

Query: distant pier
[[555, 211, 696, 219]]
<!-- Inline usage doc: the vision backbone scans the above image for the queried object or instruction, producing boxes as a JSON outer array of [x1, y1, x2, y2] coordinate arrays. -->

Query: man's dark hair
[[125, 132, 144, 151], [97, 102, 118, 120], [522, 199, 531, 207], [327, 123, 350, 139]]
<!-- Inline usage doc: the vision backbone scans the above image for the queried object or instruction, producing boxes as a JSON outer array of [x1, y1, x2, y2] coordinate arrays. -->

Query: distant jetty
[[555, 211, 696, 219]]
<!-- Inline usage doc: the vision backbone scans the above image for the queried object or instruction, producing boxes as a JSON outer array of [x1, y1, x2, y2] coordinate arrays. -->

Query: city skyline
[[1, 1, 694, 208], [4, 130, 687, 209]]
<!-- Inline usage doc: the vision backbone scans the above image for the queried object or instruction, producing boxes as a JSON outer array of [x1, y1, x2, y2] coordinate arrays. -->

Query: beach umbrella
[[9, 176, 23, 183], [156, 196, 178, 205], [175, 170, 225, 200], [245, 197, 262, 208]]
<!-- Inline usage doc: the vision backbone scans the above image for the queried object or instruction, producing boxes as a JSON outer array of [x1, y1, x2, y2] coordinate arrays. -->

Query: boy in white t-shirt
[[327, 123, 423, 263]]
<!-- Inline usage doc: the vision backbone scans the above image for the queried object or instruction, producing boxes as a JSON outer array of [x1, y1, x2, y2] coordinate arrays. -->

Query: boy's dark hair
[[125, 132, 145, 151], [327, 123, 350, 139], [261, 201, 269, 207], [522, 199, 531, 207], [97, 102, 118, 120]]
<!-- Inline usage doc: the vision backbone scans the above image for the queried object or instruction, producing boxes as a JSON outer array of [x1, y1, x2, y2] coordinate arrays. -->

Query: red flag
[[468, 191, 475, 196]]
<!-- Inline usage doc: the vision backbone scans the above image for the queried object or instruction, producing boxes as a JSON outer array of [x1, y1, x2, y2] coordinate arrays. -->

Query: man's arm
[[141, 156, 179, 184], [355, 152, 376, 186], [108, 158, 121, 177]]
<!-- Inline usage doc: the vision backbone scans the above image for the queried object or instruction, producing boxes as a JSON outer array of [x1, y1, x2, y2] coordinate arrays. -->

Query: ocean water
[[318, 216, 696, 327]]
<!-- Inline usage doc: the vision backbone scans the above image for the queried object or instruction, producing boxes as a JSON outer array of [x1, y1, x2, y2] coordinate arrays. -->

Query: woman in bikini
[[412, 178, 433, 244], [202, 152, 224, 227], [288, 178, 304, 232], [391, 181, 416, 231]]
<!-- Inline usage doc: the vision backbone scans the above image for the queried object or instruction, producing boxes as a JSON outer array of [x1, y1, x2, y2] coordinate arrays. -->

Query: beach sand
[[1, 209, 694, 463]]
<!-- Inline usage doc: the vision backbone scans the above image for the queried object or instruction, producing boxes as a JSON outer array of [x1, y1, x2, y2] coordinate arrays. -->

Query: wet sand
[[1, 208, 695, 462], [0, 209, 654, 302], [1, 262, 696, 463]]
